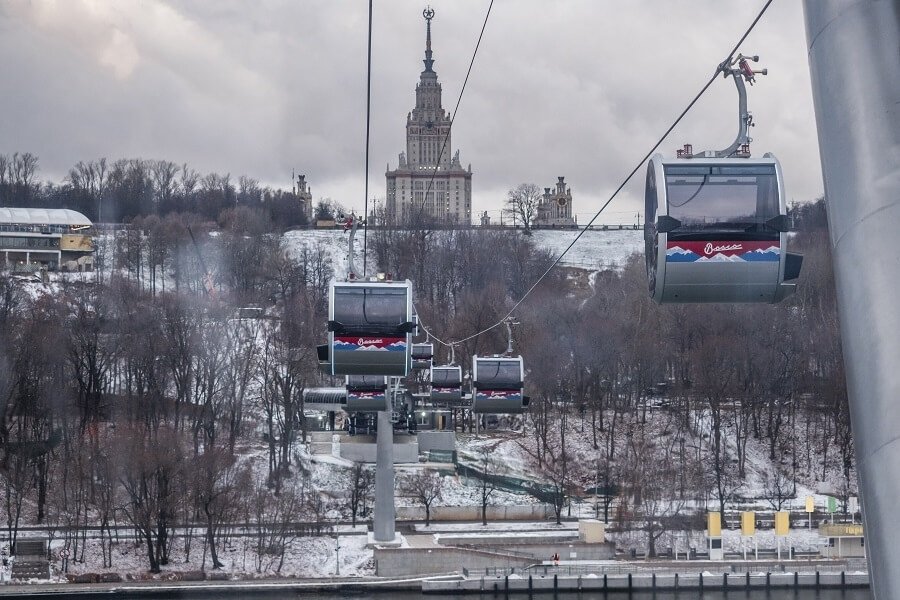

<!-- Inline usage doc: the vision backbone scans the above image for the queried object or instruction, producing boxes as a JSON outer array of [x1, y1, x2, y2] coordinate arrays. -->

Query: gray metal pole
[[373, 408, 395, 542], [803, 2, 900, 598]]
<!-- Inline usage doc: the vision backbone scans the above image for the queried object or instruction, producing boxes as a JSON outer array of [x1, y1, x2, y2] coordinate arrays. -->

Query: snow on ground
[[46, 531, 372, 581], [281, 229, 357, 281], [455, 432, 536, 482], [412, 521, 577, 533], [455, 403, 855, 519], [280, 227, 644, 280], [530, 229, 642, 269]]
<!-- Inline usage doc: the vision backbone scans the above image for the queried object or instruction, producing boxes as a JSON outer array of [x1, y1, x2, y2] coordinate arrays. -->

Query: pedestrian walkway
[[405, 534, 441, 549]]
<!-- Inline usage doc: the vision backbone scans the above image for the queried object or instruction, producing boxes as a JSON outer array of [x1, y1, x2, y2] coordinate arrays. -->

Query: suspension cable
[[418, 0, 776, 348], [415, 0, 494, 223], [362, 0, 374, 276]]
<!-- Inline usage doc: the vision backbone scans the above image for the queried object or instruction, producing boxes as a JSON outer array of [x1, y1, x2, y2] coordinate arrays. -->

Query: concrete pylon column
[[373, 409, 395, 542], [803, 2, 900, 598]]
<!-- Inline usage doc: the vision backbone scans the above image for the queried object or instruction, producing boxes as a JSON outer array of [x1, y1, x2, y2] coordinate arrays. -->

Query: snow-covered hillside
[[280, 228, 644, 280]]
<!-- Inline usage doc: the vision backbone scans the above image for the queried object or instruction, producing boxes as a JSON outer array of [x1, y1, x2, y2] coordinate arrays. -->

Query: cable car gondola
[[430, 365, 463, 405], [471, 356, 525, 414], [345, 375, 389, 412], [327, 279, 414, 376], [411, 343, 434, 370], [644, 54, 802, 303]]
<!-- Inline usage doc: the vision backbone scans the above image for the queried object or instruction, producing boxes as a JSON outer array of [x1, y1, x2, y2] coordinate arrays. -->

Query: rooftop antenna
[[680, 53, 768, 159]]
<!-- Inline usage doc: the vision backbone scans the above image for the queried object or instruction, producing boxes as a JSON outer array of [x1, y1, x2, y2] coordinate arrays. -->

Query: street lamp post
[[335, 530, 341, 576]]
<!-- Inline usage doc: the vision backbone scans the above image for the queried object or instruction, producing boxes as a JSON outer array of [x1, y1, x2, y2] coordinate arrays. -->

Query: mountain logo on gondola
[[741, 246, 781, 262], [334, 337, 407, 351], [667, 242, 779, 263], [666, 246, 702, 262], [478, 391, 522, 400], [696, 253, 746, 263]]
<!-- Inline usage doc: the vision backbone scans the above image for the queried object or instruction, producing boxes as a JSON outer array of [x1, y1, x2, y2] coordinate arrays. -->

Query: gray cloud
[[0, 0, 821, 224]]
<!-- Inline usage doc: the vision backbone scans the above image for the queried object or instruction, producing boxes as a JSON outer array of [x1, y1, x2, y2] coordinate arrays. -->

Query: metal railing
[[476, 560, 854, 578]]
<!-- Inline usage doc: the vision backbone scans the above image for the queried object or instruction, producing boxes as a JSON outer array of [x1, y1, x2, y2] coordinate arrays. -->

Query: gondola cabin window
[[476, 360, 522, 388], [664, 164, 779, 238], [332, 286, 409, 334]]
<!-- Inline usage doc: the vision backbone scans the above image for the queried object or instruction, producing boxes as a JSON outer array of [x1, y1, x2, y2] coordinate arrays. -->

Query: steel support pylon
[[373, 409, 395, 542], [803, 2, 900, 598]]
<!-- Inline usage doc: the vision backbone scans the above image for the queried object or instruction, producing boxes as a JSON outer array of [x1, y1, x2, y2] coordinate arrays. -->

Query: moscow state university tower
[[385, 8, 473, 225]]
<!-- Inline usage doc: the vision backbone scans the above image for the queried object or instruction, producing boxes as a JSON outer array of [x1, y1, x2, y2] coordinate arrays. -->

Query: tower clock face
[[557, 197, 568, 207]]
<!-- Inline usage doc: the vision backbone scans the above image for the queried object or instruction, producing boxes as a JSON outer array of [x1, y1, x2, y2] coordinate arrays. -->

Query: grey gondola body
[[411, 343, 434, 370], [471, 356, 525, 414], [645, 154, 801, 303], [327, 280, 414, 376], [345, 375, 389, 412], [430, 365, 463, 405]]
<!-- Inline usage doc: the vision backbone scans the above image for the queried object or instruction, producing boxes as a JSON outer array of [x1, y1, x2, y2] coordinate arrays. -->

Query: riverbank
[[0, 574, 453, 597], [0, 563, 869, 598], [427, 569, 869, 594]]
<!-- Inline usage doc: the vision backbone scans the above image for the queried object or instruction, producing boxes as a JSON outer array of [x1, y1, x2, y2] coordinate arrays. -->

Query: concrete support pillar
[[803, 2, 900, 598], [373, 409, 395, 542]]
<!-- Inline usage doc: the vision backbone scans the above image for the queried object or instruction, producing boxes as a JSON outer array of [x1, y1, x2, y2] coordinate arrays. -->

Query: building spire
[[422, 6, 435, 73]]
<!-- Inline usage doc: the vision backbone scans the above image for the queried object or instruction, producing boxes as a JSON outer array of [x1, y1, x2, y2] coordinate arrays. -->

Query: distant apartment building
[[385, 8, 472, 226], [534, 177, 576, 228]]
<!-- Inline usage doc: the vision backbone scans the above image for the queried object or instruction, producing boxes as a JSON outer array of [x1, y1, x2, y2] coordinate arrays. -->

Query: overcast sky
[[0, 1, 822, 224]]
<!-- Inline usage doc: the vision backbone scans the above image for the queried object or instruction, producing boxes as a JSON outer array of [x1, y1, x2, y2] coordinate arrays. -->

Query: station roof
[[0, 208, 92, 227]]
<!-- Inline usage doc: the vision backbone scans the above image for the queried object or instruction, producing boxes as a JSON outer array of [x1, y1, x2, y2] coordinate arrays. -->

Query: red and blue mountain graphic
[[666, 241, 780, 263], [475, 390, 523, 401], [334, 336, 407, 352], [348, 391, 385, 400]]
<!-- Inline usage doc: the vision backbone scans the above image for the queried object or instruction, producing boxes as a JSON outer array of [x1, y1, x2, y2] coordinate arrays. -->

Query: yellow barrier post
[[741, 512, 756, 559], [775, 511, 789, 559], [806, 496, 815, 530]]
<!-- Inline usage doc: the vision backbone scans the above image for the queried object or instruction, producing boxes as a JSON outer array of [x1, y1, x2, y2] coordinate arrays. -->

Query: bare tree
[[763, 468, 794, 511], [116, 425, 186, 573], [400, 470, 443, 526], [151, 160, 179, 213], [346, 464, 374, 526], [256, 321, 308, 491], [505, 183, 541, 233], [249, 476, 306, 573], [475, 444, 500, 526], [625, 417, 690, 558], [192, 446, 250, 569], [238, 176, 261, 204]]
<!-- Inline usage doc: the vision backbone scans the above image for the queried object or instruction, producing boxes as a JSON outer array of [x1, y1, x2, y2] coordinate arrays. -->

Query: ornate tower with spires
[[385, 7, 472, 225], [535, 176, 576, 228]]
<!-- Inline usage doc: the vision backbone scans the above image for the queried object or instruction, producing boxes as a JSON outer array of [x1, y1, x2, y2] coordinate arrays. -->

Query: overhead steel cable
[[362, 0, 374, 277], [415, 0, 495, 223], [418, 0, 777, 348]]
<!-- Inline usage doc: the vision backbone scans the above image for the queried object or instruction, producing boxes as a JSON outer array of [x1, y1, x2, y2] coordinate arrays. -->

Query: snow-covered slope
[[280, 228, 644, 278]]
